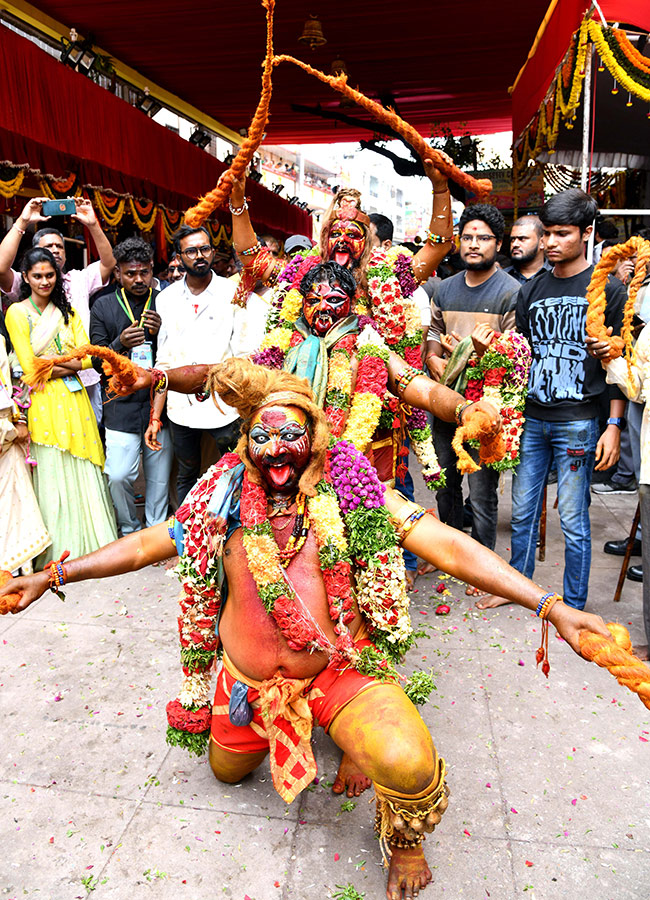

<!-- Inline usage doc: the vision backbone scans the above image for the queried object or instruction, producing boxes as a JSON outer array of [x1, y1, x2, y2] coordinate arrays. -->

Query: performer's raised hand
[[547, 602, 613, 656], [423, 154, 450, 192], [220, 170, 247, 210]]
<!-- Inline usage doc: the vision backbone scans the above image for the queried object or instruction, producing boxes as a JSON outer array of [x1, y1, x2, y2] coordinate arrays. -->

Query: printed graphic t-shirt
[[516, 266, 626, 421]]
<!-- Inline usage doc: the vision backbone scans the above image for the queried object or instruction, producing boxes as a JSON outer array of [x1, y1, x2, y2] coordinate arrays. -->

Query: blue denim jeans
[[510, 416, 598, 609]]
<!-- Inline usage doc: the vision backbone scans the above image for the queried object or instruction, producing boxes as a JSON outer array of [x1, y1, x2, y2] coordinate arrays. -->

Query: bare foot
[[405, 569, 417, 591], [417, 561, 437, 576], [387, 845, 432, 899], [634, 644, 649, 661], [332, 751, 371, 797], [465, 585, 487, 597], [475, 593, 512, 609], [164, 555, 179, 570]]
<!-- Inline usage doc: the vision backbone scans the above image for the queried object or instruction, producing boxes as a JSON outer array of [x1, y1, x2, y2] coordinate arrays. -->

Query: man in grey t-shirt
[[424, 205, 519, 588]]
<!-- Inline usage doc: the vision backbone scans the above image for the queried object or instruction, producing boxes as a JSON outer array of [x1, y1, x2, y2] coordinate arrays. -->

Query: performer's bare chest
[[220, 519, 360, 681]]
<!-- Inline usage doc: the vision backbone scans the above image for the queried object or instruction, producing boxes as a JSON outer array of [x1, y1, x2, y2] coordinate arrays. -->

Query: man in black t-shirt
[[478, 189, 626, 612], [90, 238, 173, 535]]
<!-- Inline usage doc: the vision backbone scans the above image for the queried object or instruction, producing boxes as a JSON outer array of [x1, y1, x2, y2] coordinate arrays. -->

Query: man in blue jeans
[[478, 188, 626, 611]]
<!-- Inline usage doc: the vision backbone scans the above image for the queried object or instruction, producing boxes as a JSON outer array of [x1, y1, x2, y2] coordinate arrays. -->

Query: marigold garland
[[515, 17, 650, 173], [585, 236, 650, 385], [0, 168, 25, 199]]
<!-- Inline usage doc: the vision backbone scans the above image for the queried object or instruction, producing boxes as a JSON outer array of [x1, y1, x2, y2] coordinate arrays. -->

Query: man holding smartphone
[[0, 196, 115, 421], [90, 237, 173, 535]]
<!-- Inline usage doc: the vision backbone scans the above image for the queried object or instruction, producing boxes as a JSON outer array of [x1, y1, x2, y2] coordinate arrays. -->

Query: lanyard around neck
[[28, 296, 62, 353], [116, 288, 152, 327]]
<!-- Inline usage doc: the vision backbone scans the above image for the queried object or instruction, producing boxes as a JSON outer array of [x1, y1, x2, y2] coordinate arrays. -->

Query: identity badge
[[131, 342, 153, 369]]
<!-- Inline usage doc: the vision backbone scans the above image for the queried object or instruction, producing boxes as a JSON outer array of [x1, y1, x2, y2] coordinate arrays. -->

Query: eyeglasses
[[180, 245, 213, 259], [460, 234, 496, 244]]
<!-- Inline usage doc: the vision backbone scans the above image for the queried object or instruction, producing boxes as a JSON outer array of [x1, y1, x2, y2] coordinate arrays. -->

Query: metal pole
[[580, 46, 593, 192]]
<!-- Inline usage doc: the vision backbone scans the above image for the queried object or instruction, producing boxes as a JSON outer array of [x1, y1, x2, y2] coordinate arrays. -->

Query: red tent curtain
[[512, 0, 650, 140], [0, 24, 311, 238]]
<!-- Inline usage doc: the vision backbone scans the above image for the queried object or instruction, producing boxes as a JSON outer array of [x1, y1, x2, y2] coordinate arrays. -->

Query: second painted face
[[327, 218, 365, 269], [248, 405, 311, 493], [302, 278, 352, 337]]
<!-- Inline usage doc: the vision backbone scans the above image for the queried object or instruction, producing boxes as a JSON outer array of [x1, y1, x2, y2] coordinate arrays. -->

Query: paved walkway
[[1, 477, 648, 900]]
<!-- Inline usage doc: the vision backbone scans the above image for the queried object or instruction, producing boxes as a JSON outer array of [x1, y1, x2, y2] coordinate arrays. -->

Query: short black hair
[[512, 214, 544, 238], [32, 227, 64, 248], [458, 203, 505, 242], [299, 261, 356, 300], [173, 224, 211, 256], [595, 216, 619, 241], [369, 213, 394, 244], [540, 189, 597, 234], [113, 236, 154, 266]]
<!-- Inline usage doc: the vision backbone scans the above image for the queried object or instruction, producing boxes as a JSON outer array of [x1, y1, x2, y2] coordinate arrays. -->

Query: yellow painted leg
[[208, 736, 268, 784]]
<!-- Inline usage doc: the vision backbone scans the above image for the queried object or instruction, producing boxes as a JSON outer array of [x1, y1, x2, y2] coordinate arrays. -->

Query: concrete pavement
[[1, 476, 649, 900]]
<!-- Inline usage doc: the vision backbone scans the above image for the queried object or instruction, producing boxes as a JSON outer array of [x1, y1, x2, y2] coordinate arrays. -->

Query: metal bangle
[[229, 199, 249, 216]]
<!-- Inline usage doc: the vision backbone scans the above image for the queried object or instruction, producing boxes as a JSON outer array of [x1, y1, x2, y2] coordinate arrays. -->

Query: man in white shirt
[[150, 225, 267, 504]]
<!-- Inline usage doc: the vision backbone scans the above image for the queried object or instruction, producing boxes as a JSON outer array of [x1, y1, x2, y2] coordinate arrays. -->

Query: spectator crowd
[[1, 189, 648, 656]]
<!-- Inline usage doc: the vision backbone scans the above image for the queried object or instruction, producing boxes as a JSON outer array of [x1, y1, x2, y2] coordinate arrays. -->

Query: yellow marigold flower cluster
[[260, 327, 293, 351], [280, 288, 304, 323], [328, 351, 353, 393], [308, 493, 347, 554], [342, 392, 383, 451], [242, 532, 283, 584]]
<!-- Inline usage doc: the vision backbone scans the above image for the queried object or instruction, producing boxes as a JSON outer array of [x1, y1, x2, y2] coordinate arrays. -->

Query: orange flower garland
[[585, 236, 650, 379], [579, 623, 650, 712]]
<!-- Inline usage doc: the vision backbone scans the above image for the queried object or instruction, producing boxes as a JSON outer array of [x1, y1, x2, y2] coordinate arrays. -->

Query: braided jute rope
[[451, 409, 505, 475], [22, 345, 140, 397], [585, 236, 650, 382], [272, 54, 492, 201], [184, 0, 276, 227], [580, 623, 650, 711]]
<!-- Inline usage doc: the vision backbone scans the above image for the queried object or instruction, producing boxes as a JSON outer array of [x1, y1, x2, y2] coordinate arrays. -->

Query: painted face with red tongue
[[302, 278, 352, 337], [248, 406, 311, 495], [327, 218, 365, 269]]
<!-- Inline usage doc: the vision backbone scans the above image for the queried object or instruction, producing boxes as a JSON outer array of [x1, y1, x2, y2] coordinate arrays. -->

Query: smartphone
[[42, 198, 76, 216]]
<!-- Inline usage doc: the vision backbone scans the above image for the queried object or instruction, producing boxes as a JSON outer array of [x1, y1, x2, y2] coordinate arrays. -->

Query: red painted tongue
[[334, 251, 350, 267], [269, 464, 291, 487]]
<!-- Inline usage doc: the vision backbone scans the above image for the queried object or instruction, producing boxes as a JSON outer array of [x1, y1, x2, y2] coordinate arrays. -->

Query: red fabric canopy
[[512, 0, 650, 139], [0, 24, 311, 238], [27, 0, 551, 142]]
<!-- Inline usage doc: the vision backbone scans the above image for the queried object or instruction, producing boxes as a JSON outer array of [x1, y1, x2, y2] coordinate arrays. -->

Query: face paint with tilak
[[302, 279, 352, 337], [327, 218, 365, 269], [248, 406, 312, 494]]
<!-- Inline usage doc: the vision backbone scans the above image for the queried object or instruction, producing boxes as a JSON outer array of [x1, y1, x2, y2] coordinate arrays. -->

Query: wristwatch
[[606, 417, 626, 429]]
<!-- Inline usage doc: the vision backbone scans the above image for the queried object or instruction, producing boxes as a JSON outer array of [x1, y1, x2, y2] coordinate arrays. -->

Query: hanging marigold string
[[451, 409, 506, 475], [580, 623, 650, 711], [184, 0, 276, 227], [272, 55, 492, 201], [585, 236, 650, 381], [93, 191, 126, 227], [160, 207, 183, 244], [39, 173, 82, 199], [515, 18, 650, 174], [128, 197, 158, 231], [0, 167, 26, 199]]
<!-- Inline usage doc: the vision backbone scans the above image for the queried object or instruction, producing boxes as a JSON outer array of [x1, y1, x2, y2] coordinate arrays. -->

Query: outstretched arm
[[410, 158, 453, 284], [387, 350, 501, 431], [0, 523, 175, 613], [384, 487, 612, 655]]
